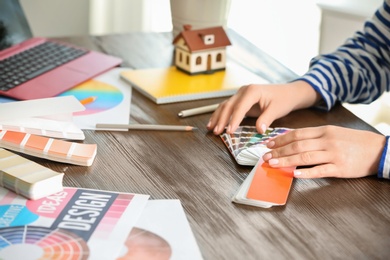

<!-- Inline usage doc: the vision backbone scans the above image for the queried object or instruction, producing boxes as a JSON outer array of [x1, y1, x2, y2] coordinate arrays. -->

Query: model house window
[[179, 52, 182, 62], [216, 53, 222, 62], [196, 56, 202, 65], [186, 55, 189, 65]]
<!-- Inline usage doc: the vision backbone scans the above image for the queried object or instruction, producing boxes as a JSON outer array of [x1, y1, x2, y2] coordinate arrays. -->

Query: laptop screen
[[0, 0, 33, 51]]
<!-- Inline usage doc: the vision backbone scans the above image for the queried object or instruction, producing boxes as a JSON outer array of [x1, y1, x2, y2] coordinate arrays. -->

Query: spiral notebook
[[120, 63, 268, 104]]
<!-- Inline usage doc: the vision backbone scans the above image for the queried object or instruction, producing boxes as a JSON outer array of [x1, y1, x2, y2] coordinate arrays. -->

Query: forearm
[[286, 80, 322, 110]]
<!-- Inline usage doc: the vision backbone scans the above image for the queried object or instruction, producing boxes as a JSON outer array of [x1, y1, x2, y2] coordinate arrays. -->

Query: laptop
[[0, 0, 122, 100]]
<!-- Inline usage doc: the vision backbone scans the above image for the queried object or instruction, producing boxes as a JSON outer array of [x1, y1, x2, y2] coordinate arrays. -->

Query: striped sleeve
[[379, 136, 390, 179], [299, 0, 390, 111]]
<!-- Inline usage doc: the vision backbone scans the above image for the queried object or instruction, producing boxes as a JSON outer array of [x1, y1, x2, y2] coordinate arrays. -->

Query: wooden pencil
[[178, 103, 219, 117], [95, 124, 197, 131]]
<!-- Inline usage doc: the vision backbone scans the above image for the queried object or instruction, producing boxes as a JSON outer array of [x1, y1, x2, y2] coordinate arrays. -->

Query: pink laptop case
[[0, 37, 122, 100]]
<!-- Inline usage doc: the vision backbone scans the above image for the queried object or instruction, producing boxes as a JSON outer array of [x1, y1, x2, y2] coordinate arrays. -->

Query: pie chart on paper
[[0, 226, 89, 260], [59, 79, 124, 116]]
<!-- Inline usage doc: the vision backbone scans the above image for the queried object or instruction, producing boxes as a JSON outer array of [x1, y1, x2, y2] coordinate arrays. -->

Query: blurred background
[[19, 0, 388, 134]]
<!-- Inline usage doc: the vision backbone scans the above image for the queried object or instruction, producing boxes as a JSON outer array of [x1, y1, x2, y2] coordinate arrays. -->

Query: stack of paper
[[0, 187, 150, 259], [0, 148, 64, 200], [0, 130, 97, 166], [220, 126, 290, 166], [0, 187, 204, 260], [0, 95, 86, 140]]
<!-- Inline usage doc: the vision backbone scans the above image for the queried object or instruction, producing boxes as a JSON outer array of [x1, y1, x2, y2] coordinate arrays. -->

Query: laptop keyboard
[[0, 41, 88, 92]]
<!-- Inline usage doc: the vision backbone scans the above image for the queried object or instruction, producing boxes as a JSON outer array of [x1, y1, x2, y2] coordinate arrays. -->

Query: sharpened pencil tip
[[186, 126, 198, 131]]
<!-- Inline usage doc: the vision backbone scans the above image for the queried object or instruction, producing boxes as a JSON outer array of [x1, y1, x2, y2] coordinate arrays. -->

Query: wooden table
[[49, 30, 390, 259]]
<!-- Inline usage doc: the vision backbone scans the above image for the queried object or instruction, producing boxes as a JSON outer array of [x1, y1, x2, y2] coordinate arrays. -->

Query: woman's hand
[[263, 125, 386, 178], [207, 80, 320, 135]]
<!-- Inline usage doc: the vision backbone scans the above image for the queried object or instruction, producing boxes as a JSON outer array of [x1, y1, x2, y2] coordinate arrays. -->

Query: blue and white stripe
[[301, 0, 390, 110], [300, 0, 390, 179], [379, 136, 390, 179]]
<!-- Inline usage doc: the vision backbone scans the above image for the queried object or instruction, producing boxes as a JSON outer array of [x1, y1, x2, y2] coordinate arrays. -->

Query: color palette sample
[[0, 148, 63, 200], [232, 161, 295, 208], [0, 118, 85, 140], [0, 130, 97, 166], [59, 79, 124, 116], [246, 163, 294, 206], [0, 226, 89, 260], [221, 126, 291, 166]]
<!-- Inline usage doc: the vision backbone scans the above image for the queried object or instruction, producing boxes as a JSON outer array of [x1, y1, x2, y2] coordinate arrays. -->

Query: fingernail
[[294, 170, 302, 176], [269, 158, 279, 165], [213, 126, 220, 134], [227, 125, 231, 133], [267, 141, 275, 148], [262, 153, 272, 161], [261, 124, 266, 134], [207, 121, 211, 128]]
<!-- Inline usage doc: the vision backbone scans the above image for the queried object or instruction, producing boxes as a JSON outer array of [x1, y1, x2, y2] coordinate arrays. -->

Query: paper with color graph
[[58, 67, 132, 130], [0, 187, 149, 260], [117, 200, 203, 260]]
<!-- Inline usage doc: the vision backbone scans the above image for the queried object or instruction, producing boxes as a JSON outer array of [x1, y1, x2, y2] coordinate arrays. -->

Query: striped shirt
[[299, 0, 390, 179]]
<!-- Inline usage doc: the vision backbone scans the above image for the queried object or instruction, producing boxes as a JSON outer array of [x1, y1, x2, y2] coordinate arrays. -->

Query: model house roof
[[173, 25, 231, 52]]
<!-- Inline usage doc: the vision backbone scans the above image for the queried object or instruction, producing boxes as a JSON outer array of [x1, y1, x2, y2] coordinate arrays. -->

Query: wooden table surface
[[49, 30, 390, 259]]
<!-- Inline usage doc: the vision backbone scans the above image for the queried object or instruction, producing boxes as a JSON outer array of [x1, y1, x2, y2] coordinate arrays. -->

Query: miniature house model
[[172, 25, 231, 74]]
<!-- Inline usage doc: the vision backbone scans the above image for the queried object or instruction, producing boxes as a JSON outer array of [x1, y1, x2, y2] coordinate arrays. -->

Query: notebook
[[0, 148, 64, 200], [0, 0, 122, 100], [220, 126, 291, 166], [232, 161, 295, 208], [120, 62, 268, 104]]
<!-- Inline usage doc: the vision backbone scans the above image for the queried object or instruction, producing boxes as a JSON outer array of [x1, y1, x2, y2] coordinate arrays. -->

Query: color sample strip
[[0, 130, 97, 166], [0, 118, 85, 140], [93, 193, 134, 238], [0, 148, 64, 200], [246, 162, 294, 206]]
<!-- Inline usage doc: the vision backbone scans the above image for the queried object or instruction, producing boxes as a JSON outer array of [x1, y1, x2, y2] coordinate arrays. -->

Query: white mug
[[170, 0, 232, 37]]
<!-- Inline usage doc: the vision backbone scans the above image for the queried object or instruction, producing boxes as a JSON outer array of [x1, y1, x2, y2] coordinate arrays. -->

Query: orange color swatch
[[0, 130, 96, 166], [246, 163, 294, 206]]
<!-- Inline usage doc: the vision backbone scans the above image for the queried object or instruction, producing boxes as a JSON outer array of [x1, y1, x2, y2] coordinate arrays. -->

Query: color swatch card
[[0, 186, 150, 260], [232, 161, 295, 208], [0, 117, 85, 140], [0, 96, 85, 140], [221, 126, 291, 166], [0, 130, 97, 166], [0, 148, 64, 200]]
